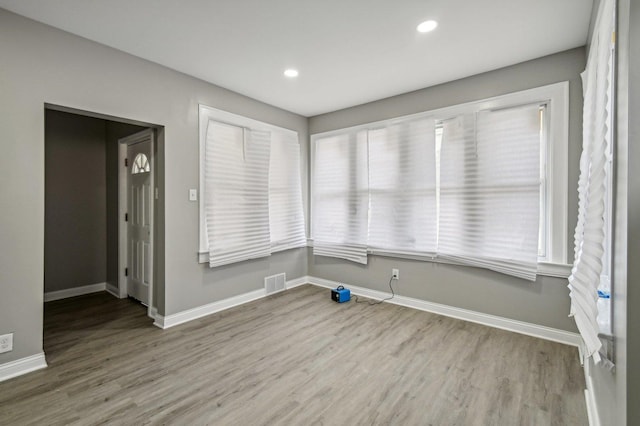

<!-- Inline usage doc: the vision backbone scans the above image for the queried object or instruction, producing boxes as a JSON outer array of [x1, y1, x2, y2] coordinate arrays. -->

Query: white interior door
[[126, 135, 153, 305]]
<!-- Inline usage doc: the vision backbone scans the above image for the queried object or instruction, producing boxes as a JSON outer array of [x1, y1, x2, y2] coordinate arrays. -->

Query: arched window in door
[[132, 153, 150, 174]]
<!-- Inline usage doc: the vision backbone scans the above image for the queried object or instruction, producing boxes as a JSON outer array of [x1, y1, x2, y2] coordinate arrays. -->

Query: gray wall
[[44, 110, 107, 292], [308, 48, 586, 333], [0, 9, 308, 365], [45, 110, 146, 294]]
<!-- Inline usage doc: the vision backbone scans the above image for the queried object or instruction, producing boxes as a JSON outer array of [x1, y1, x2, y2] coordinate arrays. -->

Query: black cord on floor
[[352, 276, 396, 305]]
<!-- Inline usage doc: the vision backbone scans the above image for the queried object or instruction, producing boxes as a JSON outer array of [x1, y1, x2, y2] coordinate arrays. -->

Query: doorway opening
[[44, 104, 164, 320]]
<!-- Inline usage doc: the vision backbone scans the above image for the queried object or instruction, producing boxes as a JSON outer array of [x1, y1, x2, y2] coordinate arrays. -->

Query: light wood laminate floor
[[0, 285, 587, 425]]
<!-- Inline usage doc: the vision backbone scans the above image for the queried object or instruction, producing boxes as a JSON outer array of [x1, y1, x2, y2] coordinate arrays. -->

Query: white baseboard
[[44, 282, 107, 302], [106, 283, 120, 298], [585, 389, 600, 426], [286, 275, 309, 289], [151, 274, 579, 348], [0, 353, 47, 382], [583, 362, 601, 426], [306, 276, 581, 347], [154, 288, 266, 329], [154, 275, 310, 329]]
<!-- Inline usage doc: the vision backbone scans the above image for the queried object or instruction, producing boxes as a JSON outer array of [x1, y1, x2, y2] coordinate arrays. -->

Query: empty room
[[0, 1, 637, 425]]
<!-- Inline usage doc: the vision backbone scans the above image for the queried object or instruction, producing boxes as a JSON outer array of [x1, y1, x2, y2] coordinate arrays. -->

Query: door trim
[[118, 129, 155, 318]]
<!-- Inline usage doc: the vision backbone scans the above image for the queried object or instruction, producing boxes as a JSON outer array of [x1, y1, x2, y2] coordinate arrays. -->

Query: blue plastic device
[[331, 285, 351, 303]]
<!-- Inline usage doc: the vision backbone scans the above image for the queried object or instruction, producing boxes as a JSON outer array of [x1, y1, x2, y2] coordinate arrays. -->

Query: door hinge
[[125, 158, 128, 167], [125, 212, 128, 222], [125, 267, 128, 277]]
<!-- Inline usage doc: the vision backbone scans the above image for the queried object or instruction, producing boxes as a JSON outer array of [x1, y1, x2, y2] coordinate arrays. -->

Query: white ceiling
[[0, 0, 593, 117]]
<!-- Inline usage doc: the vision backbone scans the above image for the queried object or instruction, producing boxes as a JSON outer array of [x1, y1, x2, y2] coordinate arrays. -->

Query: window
[[132, 153, 150, 174], [312, 130, 369, 264], [203, 121, 271, 267], [311, 82, 569, 278], [596, 21, 616, 336], [199, 105, 306, 266], [568, 0, 615, 363], [368, 118, 437, 255], [269, 131, 307, 252], [437, 105, 542, 280]]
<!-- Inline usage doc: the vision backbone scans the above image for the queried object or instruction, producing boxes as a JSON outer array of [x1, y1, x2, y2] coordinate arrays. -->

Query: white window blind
[[569, 0, 615, 364], [310, 83, 568, 276], [204, 120, 271, 267], [312, 131, 369, 264], [438, 104, 541, 280], [269, 130, 306, 252], [368, 118, 437, 255]]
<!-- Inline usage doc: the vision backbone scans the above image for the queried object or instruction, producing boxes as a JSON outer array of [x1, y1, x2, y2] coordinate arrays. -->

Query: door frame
[[118, 129, 155, 318]]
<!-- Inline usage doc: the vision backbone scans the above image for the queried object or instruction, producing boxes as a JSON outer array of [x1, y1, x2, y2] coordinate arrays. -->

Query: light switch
[[189, 189, 198, 201]]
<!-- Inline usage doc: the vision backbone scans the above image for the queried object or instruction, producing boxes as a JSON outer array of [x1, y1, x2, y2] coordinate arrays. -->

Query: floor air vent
[[265, 273, 286, 295]]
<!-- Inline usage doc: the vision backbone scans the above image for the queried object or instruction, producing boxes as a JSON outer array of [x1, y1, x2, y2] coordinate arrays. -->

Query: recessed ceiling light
[[417, 20, 438, 33], [284, 69, 299, 78]]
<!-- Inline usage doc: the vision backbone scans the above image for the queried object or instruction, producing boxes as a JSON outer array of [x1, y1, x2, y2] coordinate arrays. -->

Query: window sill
[[306, 239, 572, 278], [198, 244, 307, 264], [537, 262, 573, 278]]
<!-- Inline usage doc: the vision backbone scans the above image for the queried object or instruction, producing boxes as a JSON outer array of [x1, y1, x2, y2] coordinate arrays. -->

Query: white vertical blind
[[569, 0, 615, 363], [438, 105, 541, 280], [312, 130, 369, 264], [269, 131, 307, 251], [204, 120, 271, 267], [368, 118, 437, 254]]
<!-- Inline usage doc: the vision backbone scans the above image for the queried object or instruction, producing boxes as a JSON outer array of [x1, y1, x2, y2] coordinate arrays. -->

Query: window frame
[[596, 36, 616, 336], [310, 82, 570, 276], [198, 104, 302, 263]]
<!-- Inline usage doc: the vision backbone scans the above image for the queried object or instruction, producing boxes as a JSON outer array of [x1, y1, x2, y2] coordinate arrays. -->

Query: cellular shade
[[438, 105, 541, 280], [204, 121, 271, 267], [368, 118, 437, 255], [312, 130, 369, 264]]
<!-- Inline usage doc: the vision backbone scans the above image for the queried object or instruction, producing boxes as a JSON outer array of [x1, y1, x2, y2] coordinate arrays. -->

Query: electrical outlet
[[0, 333, 13, 353], [392, 268, 399, 280]]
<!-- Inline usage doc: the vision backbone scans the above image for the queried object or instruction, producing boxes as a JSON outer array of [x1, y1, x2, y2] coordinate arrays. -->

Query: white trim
[[547, 81, 570, 265], [311, 83, 567, 140], [150, 274, 578, 347], [119, 129, 156, 318], [198, 247, 308, 264], [153, 276, 310, 328], [44, 282, 106, 302], [578, 341, 586, 366], [118, 141, 128, 299], [584, 370, 602, 426], [0, 353, 47, 382], [307, 239, 572, 278], [154, 288, 266, 329], [285, 276, 309, 289], [105, 283, 121, 298], [306, 276, 581, 347], [537, 262, 573, 278]]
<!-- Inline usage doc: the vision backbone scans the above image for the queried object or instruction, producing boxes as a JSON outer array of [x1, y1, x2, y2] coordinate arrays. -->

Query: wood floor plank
[[0, 285, 588, 425]]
